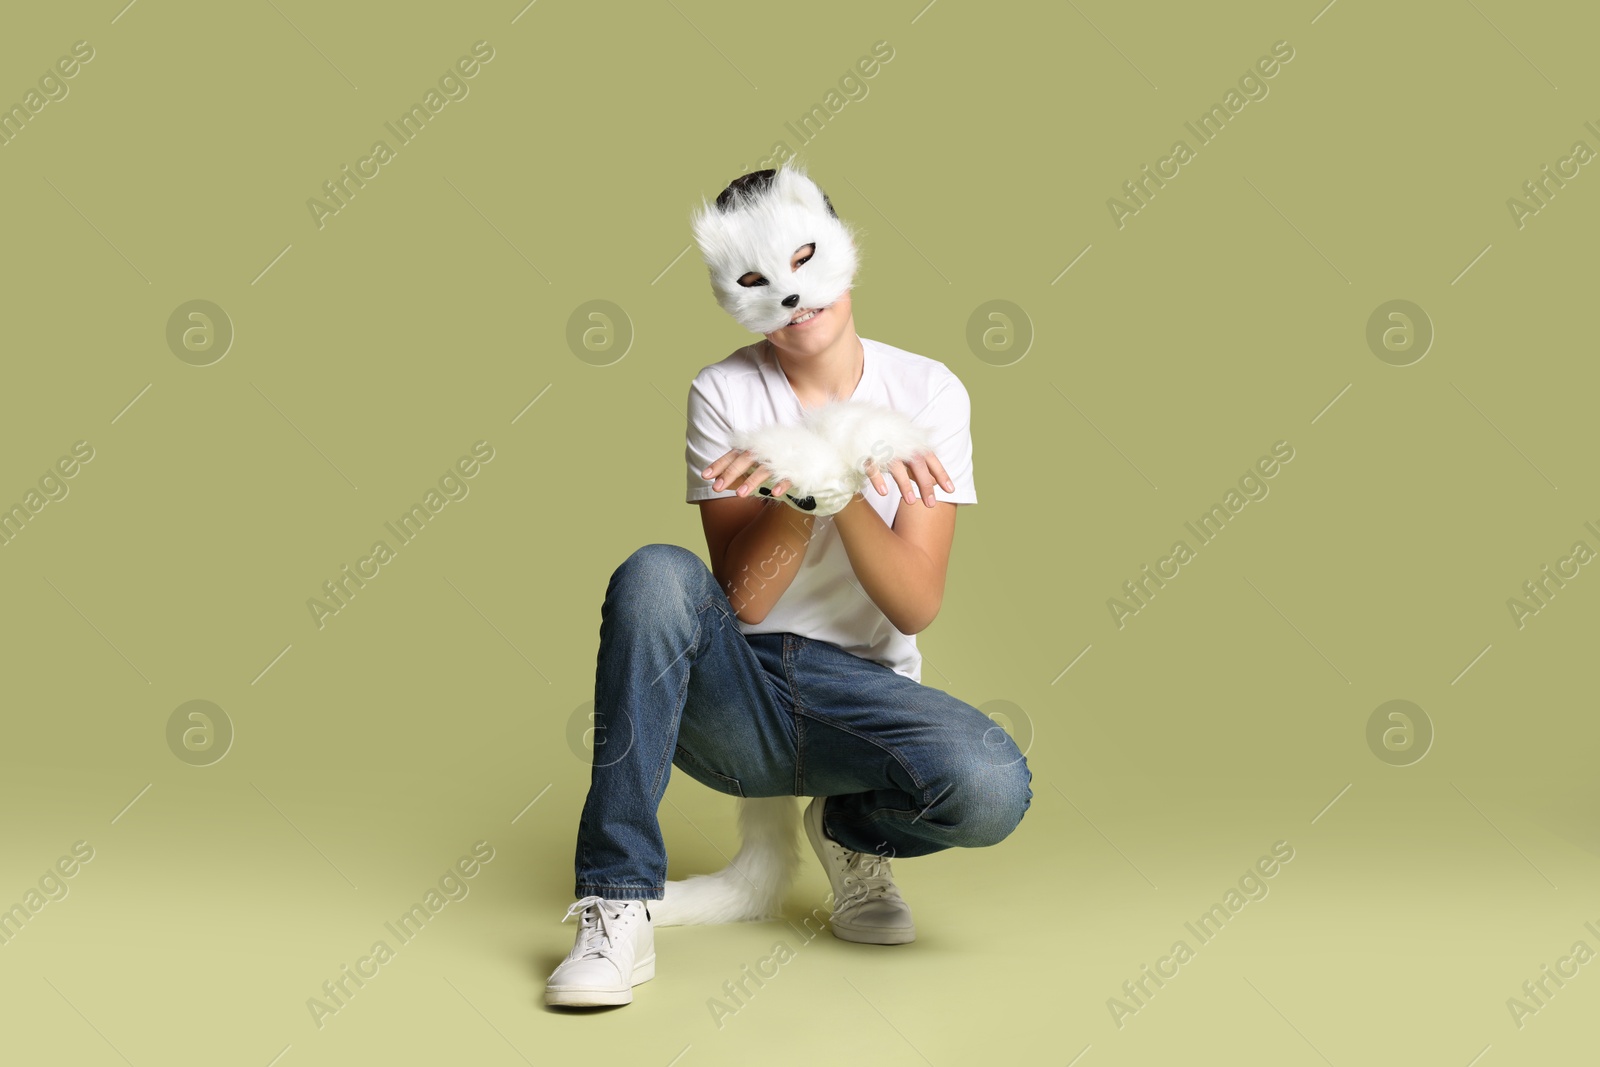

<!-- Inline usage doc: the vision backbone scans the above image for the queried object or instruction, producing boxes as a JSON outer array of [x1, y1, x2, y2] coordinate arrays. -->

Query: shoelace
[[831, 844, 903, 904], [561, 895, 637, 961]]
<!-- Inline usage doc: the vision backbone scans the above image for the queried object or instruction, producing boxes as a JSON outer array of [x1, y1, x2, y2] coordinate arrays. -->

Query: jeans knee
[[945, 755, 1031, 848], [607, 543, 711, 619]]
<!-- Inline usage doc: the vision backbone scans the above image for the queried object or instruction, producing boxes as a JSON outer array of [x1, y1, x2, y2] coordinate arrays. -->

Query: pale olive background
[[3, 1, 1598, 1064]]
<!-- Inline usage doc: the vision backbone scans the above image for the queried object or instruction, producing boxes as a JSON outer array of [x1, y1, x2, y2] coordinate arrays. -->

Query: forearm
[[715, 502, 816, 623], [832, 494, 941, 635]]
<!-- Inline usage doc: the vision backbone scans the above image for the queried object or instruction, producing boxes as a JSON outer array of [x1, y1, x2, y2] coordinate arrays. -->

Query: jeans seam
[[792, 705, 930, 798], [575, 883, 666, 895], [794, 712, 806, 795], [826, 804, 938, 857], [744, 632, 799, 779], [782, 634, 809, 713], [784, 634, 810, 794], [672, 743, 746, 798], [577, 883, 665, 887], [829, 804, 924, 833], [648, 608, 701, 800]]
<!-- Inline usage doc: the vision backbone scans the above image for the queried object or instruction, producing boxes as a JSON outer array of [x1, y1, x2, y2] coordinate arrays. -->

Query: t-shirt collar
[[763, 336, 875, 415]]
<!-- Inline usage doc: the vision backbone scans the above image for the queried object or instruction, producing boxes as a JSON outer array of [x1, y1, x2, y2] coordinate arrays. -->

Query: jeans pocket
[[672, 744, 746, 798]]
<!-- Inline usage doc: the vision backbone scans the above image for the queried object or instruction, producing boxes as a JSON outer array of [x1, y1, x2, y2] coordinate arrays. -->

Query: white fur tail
[[652, 797, 802, 926]]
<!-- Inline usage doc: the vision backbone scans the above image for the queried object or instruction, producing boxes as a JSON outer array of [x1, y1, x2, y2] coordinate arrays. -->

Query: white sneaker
[[803, 796, 916, 944], [544, 896, 656, 1007]]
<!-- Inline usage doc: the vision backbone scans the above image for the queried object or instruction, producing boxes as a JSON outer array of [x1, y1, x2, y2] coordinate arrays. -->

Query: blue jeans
[[574, 543, 1033, 901]]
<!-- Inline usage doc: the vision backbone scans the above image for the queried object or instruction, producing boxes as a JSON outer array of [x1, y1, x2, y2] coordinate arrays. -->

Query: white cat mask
[[689, 162, 860, 335]]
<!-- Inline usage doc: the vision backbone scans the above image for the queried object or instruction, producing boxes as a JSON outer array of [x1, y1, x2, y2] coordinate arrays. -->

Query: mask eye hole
[[736, 241, 813, 287]]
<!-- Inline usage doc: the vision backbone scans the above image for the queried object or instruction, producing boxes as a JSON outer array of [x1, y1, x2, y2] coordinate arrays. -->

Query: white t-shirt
[[684, 336, 977, 683]]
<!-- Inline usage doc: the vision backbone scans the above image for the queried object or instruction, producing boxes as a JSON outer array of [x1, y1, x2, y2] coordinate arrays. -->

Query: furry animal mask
[[728, 399, 933, 517], [690, 161, 860, 335]]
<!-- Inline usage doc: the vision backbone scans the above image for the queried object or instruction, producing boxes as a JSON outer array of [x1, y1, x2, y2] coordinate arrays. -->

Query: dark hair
[[714, 168, 839, 218]]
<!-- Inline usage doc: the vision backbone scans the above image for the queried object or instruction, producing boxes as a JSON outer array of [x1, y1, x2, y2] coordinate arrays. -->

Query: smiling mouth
[[787, 306, 824, 326]]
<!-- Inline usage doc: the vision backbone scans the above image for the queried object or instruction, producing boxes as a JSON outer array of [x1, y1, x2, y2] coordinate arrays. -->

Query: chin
[[784, 326, 838, 351]]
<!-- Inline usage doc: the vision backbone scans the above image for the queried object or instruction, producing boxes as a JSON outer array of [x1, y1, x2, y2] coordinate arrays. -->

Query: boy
[[545, 163, 1032, 1009]]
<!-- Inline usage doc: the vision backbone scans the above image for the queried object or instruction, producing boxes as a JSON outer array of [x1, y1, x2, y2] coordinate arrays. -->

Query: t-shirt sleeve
[[686, 372, 743, 503], [921, 375, 978, 505]]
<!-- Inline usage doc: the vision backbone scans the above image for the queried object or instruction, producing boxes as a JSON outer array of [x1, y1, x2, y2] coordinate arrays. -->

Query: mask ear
[[775, 160, 833, 216]]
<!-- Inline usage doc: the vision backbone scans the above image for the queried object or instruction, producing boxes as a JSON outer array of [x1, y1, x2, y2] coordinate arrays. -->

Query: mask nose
[[781, 294, 800, 308]]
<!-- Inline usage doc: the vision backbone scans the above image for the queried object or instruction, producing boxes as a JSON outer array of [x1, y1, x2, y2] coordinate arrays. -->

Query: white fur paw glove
[[728, 400, 935, 518]]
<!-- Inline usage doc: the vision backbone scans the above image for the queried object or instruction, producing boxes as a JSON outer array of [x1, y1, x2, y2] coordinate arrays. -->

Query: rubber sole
[[830, 919, 917, 945], [544, 954, 656, 1007]]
